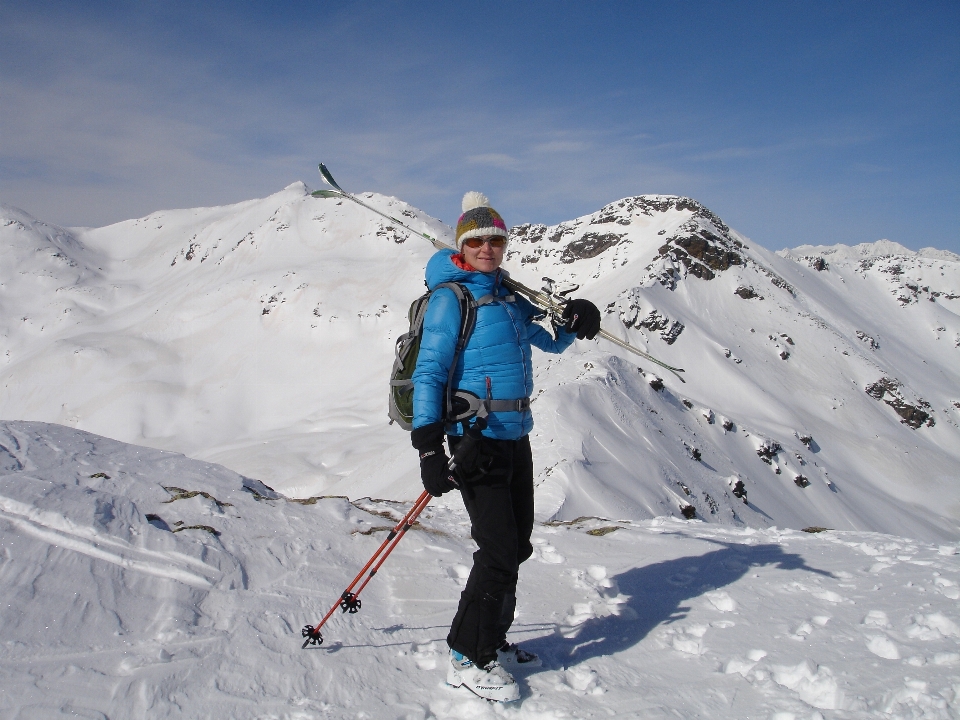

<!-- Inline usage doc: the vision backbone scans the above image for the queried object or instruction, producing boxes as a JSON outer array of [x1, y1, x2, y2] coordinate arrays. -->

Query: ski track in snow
[[1, 421, 959, 719]]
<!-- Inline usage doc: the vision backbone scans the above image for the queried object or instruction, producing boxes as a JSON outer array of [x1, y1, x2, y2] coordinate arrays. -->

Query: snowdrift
[[1, 420, 958, 718]]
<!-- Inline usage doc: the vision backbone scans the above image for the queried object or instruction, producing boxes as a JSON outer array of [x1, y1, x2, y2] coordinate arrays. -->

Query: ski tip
[[317, 163, 342, 192]]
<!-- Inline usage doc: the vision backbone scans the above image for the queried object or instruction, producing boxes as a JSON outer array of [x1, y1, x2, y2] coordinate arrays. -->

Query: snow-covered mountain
[[1, 185, 958, 541]]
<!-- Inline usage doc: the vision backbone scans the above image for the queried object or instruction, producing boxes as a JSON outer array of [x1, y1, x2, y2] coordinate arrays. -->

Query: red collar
[[451, 253, 474, 271]]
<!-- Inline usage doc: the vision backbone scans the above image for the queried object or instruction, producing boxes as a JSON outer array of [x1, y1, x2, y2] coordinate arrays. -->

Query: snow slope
[[1, 186, 959, 541], [2, 421, 959, 719]]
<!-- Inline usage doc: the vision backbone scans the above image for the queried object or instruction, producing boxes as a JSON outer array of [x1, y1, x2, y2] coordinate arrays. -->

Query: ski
[[314, 163, 686, 382]]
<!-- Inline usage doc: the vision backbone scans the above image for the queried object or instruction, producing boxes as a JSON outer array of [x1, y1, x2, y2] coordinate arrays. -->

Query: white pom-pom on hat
[[462, 191, 490, 213]]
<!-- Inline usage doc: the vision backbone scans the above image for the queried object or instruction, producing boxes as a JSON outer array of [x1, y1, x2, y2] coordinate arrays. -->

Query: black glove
[[411, 422, 459, 497], [562, 298, 601, 340], [449, 420, 493, 484]]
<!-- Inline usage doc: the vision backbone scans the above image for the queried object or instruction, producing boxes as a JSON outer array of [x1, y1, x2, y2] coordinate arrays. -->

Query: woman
[[410, 192, 600, 702]]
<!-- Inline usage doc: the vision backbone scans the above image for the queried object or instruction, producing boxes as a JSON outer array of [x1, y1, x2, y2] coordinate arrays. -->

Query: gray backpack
[[388, 282, 477, 430]]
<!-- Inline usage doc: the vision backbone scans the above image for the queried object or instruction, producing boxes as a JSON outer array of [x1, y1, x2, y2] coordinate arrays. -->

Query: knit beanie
[[455, 192, 508, 250]]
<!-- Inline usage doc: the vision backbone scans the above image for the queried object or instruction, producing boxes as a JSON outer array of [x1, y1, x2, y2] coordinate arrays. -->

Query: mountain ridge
[[1, 185, 958, 541]]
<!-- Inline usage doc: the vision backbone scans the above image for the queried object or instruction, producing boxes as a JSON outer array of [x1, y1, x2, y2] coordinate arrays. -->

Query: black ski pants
[[445, 434, 534, 667]]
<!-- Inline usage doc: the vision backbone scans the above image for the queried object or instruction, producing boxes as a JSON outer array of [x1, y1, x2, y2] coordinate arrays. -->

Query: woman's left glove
[[562, 298, 601, 340], [411, 422, 459, 497]]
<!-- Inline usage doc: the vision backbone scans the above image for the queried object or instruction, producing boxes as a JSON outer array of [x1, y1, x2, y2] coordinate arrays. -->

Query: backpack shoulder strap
[[432, 282, 477, 423]]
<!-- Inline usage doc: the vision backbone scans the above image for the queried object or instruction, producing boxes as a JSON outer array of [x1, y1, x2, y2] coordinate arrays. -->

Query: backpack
[[388, 282, 477, 430]]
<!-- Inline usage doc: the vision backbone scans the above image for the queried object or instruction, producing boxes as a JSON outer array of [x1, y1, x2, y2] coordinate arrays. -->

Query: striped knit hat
[[455, 192, 508, 250]]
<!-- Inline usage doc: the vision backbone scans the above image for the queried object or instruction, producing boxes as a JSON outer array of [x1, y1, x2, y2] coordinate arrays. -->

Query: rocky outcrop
[[619, 288, 685, 344], [865, 378, 935, 428], [560, 232, 625, 263]]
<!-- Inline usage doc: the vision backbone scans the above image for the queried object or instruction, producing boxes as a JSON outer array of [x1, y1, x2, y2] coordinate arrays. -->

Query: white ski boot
[[447, 650, 520, 702], [497, 641, 542, 669]]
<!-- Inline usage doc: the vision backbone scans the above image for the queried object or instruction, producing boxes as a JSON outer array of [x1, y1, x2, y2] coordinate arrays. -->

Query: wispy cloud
[[465, 153, 521, 170]]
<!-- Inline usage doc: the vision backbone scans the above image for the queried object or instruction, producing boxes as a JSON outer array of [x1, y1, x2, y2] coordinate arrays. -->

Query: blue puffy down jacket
[[412, 249, 576, 439]]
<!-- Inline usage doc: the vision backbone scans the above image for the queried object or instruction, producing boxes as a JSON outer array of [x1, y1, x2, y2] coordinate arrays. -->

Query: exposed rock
[[865, 377, 935, 428], [510, 223, 546, 243], [765, 271, 796, 296], [703, 492, 719, 514], [794, 475, 810, 489], [727, 476, 747, 504], [656, 229, 743, 282], [735, 286, 762, 300], [619, 289, 685, 344], [756, 438, 782, 464], [639, 197, 744, 287], [856, 330, 879, 350], [560, 232, 625, 263], [680, 504, 697, 519], [375, 224, 406, 244]]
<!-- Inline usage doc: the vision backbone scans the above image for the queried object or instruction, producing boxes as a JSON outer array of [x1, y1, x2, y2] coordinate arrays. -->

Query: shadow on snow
[[524, 539, 834, 669]]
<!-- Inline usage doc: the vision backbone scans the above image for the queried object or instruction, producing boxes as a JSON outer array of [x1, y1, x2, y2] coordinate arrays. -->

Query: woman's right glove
[[411, 422, 459, 497]]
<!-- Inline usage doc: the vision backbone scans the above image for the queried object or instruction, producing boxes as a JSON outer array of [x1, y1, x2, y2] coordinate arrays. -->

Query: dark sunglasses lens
[[465, 236, 506, 248]]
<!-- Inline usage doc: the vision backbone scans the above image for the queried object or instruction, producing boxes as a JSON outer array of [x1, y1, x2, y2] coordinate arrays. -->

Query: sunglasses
[[463, 235, 507, 249]]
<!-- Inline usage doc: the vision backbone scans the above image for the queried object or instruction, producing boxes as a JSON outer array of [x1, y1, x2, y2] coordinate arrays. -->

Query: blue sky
[[2, 0, 958, 253]]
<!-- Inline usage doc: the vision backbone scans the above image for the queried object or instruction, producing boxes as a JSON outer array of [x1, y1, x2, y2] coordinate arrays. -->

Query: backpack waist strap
[[447, 390, 531, 423]]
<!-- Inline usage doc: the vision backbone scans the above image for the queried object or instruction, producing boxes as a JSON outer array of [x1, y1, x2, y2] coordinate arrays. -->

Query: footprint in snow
[[781, 581, 846, 604], [723, 648, 767, 677], [904, 612, 960, 641], [790, 621, 814, 640], [862, 609, 890, 627], [558, 665, 604, 695], [666, 567, 697, 586], [532, 537, 564, 564], [446, 564, 469, 586], [865, 634, 900, 660], [770, 659, 845, 711], [559, 602, 595, 637], [933, 574, 959, 599], [704, 589, 737, 612], [409, 641, 440, 670], [664, 623, 709, 656]]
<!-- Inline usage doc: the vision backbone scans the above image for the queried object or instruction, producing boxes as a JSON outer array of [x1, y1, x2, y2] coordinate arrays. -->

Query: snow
[[2, 182, 960, 713], [3, 187, 959, 544], [2, 420, 959, 718]]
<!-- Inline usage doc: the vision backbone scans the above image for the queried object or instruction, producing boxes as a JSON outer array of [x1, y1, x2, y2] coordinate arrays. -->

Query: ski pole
[[314, 163, 686, 383], [301, 490, 432, 648]]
